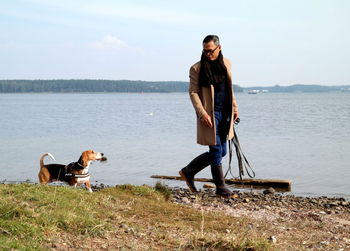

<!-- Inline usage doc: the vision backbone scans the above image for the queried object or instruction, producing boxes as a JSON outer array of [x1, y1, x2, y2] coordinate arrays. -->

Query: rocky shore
[[171, 186, 350, 214], [170, 186, 350, 250]]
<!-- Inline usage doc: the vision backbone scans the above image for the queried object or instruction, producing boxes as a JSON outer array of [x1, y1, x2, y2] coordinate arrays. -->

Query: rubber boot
[[211, 165, 232, 197], [179, 152, 211, 192]]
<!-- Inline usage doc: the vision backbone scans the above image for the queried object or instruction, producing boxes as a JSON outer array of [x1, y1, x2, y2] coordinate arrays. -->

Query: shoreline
[[170, 187, 350, 214], [1, 179, 350, 202]]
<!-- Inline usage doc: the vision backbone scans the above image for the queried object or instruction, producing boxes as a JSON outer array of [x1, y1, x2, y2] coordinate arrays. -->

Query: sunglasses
[[203, 45, 219, 54]]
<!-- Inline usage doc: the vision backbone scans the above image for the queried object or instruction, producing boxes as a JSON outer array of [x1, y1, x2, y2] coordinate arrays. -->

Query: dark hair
[[203, 35, 220, 46]]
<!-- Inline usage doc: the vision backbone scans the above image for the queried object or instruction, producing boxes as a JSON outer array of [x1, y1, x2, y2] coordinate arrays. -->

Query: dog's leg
[[85, 180, 93, 193]]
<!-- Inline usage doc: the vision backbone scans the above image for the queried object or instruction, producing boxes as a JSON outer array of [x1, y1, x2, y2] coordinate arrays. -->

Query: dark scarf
[[199, 51, 228, 87]]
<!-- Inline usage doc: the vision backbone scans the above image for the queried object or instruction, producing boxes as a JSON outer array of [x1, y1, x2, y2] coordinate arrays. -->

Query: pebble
[[182, 197, 190, 203], [169, 187, 350, 214], [269, 235, 277, 243], [203, 183, 215, 189], [263, 187, 276, 195], [232, 193, 239, 199], [320, 241, 329, 246], [87, 183, 350, 215]]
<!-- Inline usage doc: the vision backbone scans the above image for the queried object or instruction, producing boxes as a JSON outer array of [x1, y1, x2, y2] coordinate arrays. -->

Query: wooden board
[[151, 175, 292, 189]]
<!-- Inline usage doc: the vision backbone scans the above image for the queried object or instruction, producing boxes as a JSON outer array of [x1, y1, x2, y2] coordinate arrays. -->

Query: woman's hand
[[200, 114, 213, 128]]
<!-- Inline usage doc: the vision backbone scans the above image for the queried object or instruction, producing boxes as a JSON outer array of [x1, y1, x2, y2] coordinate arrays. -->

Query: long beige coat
[[189, 57, 238, 146]]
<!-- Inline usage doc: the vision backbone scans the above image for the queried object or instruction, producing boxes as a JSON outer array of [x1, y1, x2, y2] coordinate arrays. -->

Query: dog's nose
[[101, 153, 104, 156]]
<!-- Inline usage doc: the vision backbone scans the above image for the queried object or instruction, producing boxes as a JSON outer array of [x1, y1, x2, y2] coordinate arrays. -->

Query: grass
[[0, 183, 272, 250]]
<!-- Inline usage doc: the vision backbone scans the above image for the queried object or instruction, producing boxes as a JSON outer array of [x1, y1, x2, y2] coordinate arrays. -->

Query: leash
[[225, 118, 256, 182]]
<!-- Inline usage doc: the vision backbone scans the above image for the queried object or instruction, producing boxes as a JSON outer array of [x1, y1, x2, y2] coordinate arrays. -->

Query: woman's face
[[202, 41, 221, 61]]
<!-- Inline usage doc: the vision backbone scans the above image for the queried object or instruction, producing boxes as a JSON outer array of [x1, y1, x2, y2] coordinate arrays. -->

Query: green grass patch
[[154, 181, 172, 200], [0, 183, 272, 250]]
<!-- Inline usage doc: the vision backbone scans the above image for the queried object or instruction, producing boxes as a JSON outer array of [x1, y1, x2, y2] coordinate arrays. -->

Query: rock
[[231, 193, 239, 199], [167, 187, 350, 216], [263, 187, 276, 195], [264, 205, 272, 210], [182, 197, 190, 203], [320, 241, 329, 246], [329, 202, 339, 207], [268, 235, 277, 243], [341, 201, 349, 206], [203, 183, 215, 189]]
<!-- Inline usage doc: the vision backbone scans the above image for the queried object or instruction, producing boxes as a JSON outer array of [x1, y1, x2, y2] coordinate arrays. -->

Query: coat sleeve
[[189, 64, 207, 118]]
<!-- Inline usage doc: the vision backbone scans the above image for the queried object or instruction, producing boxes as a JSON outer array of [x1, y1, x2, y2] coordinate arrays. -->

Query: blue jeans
[[209, 110, 229, 167]]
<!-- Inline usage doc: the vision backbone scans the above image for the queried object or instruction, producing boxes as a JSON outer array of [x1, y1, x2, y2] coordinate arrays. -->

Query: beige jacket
[[189, 57, 238, 146]]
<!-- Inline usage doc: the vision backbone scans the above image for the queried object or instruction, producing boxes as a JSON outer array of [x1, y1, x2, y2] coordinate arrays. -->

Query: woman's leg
[[179, 152, 211, 192], [209, 111, 232, 196], [209, 111, 224, 166]]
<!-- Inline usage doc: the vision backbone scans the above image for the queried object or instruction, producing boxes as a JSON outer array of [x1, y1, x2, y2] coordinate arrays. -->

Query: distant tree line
[[0, 80, 243, 93], [243, 84, 350, 93]]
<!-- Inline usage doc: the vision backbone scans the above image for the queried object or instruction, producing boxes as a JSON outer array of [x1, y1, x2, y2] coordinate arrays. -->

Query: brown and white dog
[[39, 150, 104, 192]]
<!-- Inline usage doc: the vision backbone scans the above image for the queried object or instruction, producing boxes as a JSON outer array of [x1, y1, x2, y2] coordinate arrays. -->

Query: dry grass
[[2, 183, 349, 250], [0, 183, 272, 250]]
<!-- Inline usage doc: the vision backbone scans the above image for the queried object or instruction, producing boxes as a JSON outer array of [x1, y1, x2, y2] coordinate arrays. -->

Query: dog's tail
[[40, 153, 56, 169]]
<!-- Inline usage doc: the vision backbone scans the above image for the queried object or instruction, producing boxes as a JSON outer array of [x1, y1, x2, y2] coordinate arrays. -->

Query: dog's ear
[[78, 155, 84, 166], [79, 151, 89, 166]]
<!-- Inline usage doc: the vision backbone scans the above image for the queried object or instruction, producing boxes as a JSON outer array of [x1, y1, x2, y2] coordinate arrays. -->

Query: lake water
[[0, 92, 349, 199]]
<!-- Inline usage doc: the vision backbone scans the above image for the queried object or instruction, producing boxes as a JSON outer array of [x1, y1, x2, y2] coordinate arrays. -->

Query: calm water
[[1, 92, 349, 199]]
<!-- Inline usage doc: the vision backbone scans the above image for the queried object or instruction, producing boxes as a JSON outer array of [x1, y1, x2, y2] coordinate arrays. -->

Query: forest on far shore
[[0, 79, 243, 93], [1, 80, 348, 93]]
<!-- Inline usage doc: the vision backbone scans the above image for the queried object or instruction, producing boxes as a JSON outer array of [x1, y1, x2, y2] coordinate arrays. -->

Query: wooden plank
[[151, 175, 292, 188]]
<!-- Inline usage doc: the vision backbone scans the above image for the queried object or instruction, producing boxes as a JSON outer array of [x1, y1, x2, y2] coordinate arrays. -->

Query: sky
[[0, 0, 349, 87]]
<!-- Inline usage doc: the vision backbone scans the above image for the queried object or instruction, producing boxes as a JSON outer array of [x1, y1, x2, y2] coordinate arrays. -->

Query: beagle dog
[[39, 150, 104, 192]]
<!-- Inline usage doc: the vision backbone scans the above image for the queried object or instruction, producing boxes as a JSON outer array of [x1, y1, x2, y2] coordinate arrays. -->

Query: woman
[[179, 35, 239, 196]]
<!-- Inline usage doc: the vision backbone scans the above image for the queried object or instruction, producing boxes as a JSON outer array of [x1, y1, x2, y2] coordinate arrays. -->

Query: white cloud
[[88, 35, 142, 52], [88, 36, 127, 49]]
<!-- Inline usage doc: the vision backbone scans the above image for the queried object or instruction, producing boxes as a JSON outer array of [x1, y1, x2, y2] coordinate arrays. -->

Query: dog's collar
[[66, 161, 86, 170]]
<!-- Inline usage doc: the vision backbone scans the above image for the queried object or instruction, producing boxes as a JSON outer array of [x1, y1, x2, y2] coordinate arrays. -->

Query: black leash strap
[[225, 118, 256, 181]]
